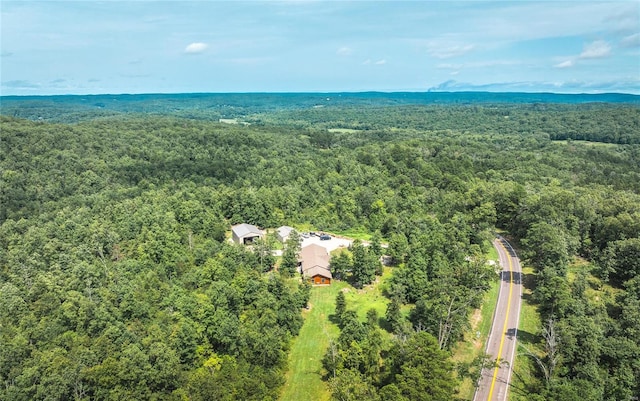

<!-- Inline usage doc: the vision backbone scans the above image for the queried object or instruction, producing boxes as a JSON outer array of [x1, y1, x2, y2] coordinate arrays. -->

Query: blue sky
[[1, 1, 639, 95]]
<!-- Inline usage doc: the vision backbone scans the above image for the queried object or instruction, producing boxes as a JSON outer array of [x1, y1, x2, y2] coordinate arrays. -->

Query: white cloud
[[336, 46, 352, 56], [621, 33, 640, 48], [184, 42, 208, 54], [428, 78, 640, 94], [553, 40, 613, 69], [579, 40, 611, 59], [374, 59, 386, 65], [554, 60, 574, 69]]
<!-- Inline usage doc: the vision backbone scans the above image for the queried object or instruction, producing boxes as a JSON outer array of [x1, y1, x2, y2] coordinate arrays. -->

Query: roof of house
[[304, 265, 332, 279], [300, 244, 332, 278], [300, 243, 329, 263], [231, 223, 263, 238], [277, 226, 294, 238]]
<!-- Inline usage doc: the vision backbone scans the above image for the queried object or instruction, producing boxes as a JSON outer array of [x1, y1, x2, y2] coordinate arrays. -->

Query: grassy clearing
[[330, 227, 372, 241], [280, 282, 345, 401], [343, 266, 393, 324], [280, 268, 393, 401], [552, 139, 619, 148], [327, 128, 361, 133]]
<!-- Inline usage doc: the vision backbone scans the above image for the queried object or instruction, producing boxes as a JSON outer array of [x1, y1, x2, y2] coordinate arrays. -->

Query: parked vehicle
[[320, 234, 331, 240]]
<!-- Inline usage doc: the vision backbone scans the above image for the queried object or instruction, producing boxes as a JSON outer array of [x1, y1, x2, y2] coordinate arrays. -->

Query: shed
[[231, 223, 264, 245], [276, 226, 295, 243]]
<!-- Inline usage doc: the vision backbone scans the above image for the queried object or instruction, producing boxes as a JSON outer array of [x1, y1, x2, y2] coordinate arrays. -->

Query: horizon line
[[2, 90, 640, 98]]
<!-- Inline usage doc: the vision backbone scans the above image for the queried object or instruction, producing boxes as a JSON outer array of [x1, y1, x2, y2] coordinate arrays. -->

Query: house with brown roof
[[299, 243, 332, 285]]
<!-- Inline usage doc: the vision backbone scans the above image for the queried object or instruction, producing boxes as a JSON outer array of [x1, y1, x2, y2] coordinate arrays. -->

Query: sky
[[1, 1, 639, 95]]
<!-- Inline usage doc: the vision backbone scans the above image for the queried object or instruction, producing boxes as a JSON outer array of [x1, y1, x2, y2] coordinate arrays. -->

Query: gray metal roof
[[277, 226, 294, 238], [232, 223, 263, 238]]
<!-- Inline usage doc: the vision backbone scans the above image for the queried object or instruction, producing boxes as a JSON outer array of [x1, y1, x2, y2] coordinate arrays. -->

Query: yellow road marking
[[487, 240, 514, 400]]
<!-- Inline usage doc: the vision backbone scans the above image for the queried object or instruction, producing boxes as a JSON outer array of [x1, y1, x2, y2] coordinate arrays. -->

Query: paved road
[[474, 236, 523, 401]]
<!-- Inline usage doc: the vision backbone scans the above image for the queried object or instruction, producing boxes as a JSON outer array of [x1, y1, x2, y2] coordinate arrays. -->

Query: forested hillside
[[1, 95, 639, 400]]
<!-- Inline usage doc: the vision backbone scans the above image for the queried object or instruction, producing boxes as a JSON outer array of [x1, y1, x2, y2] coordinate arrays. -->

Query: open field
[[552, 139, 620, 148], [330, 227, 372, 241], [279, 282, 345, 401], [327, 128, 361, 133]]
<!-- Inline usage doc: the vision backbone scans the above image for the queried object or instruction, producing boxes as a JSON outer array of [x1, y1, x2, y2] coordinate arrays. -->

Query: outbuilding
[[276, 226, 295, 243], [231, 223, 264, 245]]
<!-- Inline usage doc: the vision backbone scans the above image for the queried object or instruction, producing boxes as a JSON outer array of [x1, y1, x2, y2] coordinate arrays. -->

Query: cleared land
[[279, 267, 393, 401], [282, 243, 503, 401]]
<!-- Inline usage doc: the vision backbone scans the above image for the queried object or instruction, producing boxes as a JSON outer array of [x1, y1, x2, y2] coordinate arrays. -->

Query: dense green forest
[[1, 94, 639, 400]]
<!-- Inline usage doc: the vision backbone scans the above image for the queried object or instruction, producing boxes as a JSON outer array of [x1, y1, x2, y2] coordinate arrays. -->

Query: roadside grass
[[451, 241, 502, 399], [280, 267, 393, 401], [452, 278, 500, 399], [487, 243, 499, 262], [509, 265, 542, 401]]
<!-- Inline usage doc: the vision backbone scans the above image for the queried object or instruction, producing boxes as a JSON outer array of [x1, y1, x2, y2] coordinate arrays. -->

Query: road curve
[[473, 236, 523, 401]]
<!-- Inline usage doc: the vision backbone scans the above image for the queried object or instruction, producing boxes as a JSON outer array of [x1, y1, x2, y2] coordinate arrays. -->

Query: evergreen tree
[[350, 240, 378, 288], [335, 291, 347, 324], [280, 230, 301, 277], [385, 298, 403, 333], [330, 251, 352, 281]]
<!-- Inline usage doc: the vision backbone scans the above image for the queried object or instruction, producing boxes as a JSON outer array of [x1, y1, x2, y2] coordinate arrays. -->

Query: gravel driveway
[[300, 234, 352, 252]]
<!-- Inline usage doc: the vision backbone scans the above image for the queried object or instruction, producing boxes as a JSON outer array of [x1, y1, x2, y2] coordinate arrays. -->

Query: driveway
[[300, 234, 352, 253]]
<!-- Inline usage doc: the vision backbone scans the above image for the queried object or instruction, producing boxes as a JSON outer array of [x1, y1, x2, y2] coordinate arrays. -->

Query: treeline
[[0, 186, 310, 400], [3, 92, 637, 123], [511, 186, 640, 399], [257, 104, 640, 144], [323, 300, 458, 401], [3, 111, 639, 224], [1, 99, 639, 400]]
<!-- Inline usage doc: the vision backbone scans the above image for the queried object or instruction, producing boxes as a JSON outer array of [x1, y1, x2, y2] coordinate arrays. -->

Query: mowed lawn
[[280, 268, 393, 401], [279, 282, 344, 401]]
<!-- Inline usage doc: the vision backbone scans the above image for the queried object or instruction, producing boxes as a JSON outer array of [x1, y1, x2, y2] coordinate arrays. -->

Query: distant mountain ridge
[[3, 91, 639, 103]]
